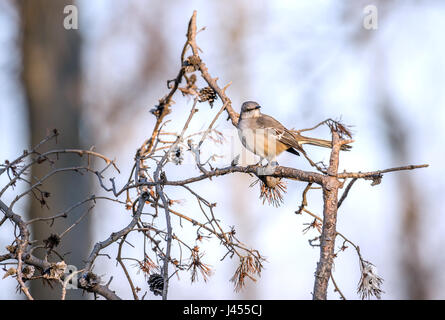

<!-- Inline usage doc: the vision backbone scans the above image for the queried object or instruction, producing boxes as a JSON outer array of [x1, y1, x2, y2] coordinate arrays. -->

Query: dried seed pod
[[188, 74, 197, 86], [22, 265, 35, 280], [79, 271, 101, 289], [357, 261, 384, 299], [260, 176, 282, 189], [188, 55, 201, 66], [6, 245, 16, 254], [43, 261, 67, 280], [198, 86, 218, 107], [169, 146, 184, 165], [2, 267, 16, 279], [258, 176, 287, 207], [179, 74, 199, 96], [43, 233, 61, 249], [183, 65, 196, 73]]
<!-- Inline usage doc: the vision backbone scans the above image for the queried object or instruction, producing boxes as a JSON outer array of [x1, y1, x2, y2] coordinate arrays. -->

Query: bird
[[236, 101, 350, 166]]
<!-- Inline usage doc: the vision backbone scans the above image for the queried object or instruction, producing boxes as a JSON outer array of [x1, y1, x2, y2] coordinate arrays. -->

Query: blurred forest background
[[0, 0, 444, 299]]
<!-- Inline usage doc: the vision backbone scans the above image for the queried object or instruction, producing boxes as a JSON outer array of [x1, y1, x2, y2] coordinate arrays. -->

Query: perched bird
[[237, 101, 350, 165]]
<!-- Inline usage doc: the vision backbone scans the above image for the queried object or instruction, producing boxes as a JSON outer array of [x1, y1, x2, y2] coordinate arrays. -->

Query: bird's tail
[[297, 135, 352, 151]]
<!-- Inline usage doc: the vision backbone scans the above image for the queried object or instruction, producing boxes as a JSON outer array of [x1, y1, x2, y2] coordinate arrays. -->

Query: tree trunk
[[19, 0, 89, 299]]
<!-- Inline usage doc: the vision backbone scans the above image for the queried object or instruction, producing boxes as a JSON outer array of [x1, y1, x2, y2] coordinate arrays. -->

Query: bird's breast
[[237, 119, 280, 160]]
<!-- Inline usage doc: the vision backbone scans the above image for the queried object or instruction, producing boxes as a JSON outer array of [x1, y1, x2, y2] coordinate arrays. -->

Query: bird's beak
[[254, 106, 261, 110]]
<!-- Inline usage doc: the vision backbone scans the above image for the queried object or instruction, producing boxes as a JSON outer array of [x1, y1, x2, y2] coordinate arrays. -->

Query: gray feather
[[255, 115, 305, 153]]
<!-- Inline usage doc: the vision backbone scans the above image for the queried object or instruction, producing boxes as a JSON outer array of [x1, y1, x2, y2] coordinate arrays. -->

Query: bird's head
[[240, 101, 261, 118]]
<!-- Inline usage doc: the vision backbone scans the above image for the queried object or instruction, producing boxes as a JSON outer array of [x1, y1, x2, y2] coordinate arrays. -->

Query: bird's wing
[[255, 115, 305, 153]]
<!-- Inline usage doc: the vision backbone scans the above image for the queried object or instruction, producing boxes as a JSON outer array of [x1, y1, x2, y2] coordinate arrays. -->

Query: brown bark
[[312, 132, 342, 300]]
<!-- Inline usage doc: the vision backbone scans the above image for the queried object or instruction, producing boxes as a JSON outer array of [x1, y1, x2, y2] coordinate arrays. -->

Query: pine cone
[[148, 273, 164, 296], [183, 55, 201, 73], [198, 87, 218, 107]]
